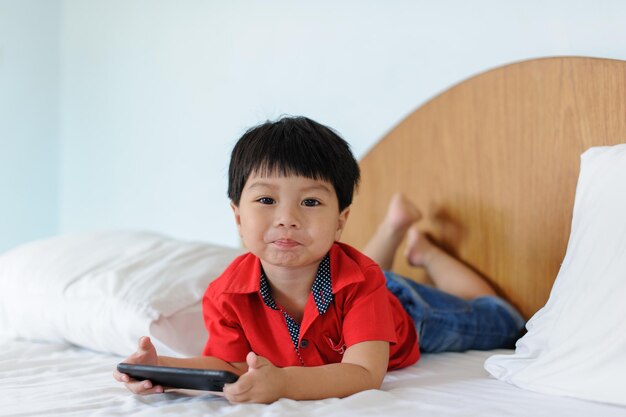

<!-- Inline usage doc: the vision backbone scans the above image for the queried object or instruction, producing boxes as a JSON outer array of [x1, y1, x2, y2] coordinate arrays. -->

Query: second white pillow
[[485, 144, 626, 406]]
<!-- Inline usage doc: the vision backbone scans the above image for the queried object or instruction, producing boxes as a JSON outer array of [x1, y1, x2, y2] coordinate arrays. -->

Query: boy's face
[[231, 174, 350, 274]]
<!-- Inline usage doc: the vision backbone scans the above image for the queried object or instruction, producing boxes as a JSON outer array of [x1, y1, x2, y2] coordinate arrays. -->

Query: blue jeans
[[384, 271, 526, 353]]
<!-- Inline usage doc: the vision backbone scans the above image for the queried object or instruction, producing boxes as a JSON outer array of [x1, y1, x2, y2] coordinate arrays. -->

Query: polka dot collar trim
[[259, 254, 333, 315]]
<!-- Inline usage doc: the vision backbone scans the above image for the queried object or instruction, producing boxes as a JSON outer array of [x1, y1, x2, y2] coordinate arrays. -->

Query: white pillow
[[485, 144, 626, 406], [0, 231, 243, 357]]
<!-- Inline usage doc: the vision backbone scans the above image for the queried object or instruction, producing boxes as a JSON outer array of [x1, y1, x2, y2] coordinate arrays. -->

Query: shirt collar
[[218, 242, 366, 297], [259, 254, 333, 315]]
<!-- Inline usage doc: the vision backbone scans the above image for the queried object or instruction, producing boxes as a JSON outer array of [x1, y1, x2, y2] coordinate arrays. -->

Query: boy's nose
[[274, 205, 300, 228]]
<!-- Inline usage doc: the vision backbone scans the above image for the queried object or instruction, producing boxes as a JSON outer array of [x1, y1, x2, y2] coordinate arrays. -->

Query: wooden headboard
[[342, 57, 626, 319]]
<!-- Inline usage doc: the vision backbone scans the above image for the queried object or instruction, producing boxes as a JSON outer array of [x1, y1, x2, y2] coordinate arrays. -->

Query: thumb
[[246, 352, 269, 370], [138, 336, 154, 352]]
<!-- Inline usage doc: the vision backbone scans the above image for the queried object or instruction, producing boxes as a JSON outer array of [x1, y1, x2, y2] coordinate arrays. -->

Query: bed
[[3, 341, 625, 417], [1, 56, 626, 416]]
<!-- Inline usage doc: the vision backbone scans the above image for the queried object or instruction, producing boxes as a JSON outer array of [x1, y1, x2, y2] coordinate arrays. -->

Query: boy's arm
[[223, 340, 390, 403]]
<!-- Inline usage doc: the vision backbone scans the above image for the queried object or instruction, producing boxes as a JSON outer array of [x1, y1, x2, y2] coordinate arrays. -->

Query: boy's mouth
[[272, 239, 300, 249]]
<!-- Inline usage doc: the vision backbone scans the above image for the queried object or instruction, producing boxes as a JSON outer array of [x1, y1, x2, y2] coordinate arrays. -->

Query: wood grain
[[342, 57, 626, 318]]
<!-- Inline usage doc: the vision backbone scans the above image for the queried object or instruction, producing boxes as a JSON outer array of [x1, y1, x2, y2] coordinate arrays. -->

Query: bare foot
[[383, 193, 422, 234], [405, 226, 437, 267], [362, 193, 422, 270]]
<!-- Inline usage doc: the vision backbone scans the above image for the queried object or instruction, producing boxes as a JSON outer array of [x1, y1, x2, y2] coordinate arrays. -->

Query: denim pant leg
[[384, 271, 526, 353]]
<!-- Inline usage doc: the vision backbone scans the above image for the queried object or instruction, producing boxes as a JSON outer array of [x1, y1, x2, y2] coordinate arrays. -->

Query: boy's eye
[[302, 199, 320, 207], [257, 197, 275, 205]]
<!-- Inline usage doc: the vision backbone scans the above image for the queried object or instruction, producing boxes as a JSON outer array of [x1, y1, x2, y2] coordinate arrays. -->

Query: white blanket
[[2, 339, 625, 417]]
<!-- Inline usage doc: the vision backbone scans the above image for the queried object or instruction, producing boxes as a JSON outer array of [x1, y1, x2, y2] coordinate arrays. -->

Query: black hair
[[228, 116, 360, 211]]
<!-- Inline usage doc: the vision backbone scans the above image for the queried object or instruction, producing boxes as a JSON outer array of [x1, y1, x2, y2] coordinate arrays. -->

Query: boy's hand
[[223, 352, 285, 404], [112, 336, 165, 395]]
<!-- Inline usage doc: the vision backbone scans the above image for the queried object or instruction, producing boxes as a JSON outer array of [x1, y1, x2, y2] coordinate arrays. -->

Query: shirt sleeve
[[341, 265, 397, 348], [201, 287, 251, 362]]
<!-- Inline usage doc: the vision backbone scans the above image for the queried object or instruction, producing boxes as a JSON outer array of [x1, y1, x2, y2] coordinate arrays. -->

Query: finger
[[246, 351, 269, 369], [223, 379, 252, 398], [225, 394, 246, 404], [125, 379, 147, 394], [138, 336, 153, 352], [125, 379, 163, 395], [141, 385, 165, 395], [113, 371, 131, 383], [128, 339, 153, 362], [224, 388, 252, 404], [127, 385, 165, 395], [246, 352, 257, 368]]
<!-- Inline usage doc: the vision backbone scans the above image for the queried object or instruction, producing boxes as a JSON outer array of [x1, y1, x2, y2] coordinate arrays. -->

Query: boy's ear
[[230, 202, 242, 236], [335, 207, 351, 241]]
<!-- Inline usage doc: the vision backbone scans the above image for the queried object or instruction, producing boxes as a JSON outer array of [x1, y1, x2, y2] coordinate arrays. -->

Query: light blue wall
[[2, 1, 626, 251], [0, 1, 60, 253]]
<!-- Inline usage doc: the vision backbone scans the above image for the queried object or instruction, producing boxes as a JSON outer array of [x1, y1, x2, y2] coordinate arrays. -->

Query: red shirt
[[202, 242, 420, 370]]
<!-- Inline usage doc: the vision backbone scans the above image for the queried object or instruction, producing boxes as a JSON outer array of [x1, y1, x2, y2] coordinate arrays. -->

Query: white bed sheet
[[2, 338, 625, 417]]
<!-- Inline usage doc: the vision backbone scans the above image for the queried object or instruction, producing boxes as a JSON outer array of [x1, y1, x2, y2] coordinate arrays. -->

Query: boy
[[114, 116, 524, 403]]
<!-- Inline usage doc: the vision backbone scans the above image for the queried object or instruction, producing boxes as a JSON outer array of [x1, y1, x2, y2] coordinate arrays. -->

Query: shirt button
[[300, 339, 309, 349]]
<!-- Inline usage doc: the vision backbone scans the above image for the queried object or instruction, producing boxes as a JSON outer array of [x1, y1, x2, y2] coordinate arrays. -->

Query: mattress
[[2, 338, 625, 417]]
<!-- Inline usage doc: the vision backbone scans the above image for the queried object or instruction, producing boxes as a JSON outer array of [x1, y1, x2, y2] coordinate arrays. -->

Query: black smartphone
[[117, 363, 239, 392]]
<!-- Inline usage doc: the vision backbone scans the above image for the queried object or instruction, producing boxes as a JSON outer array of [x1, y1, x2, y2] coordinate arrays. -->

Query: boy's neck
[[261, 260, 320, 293], [261, 260, 322, 321]]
